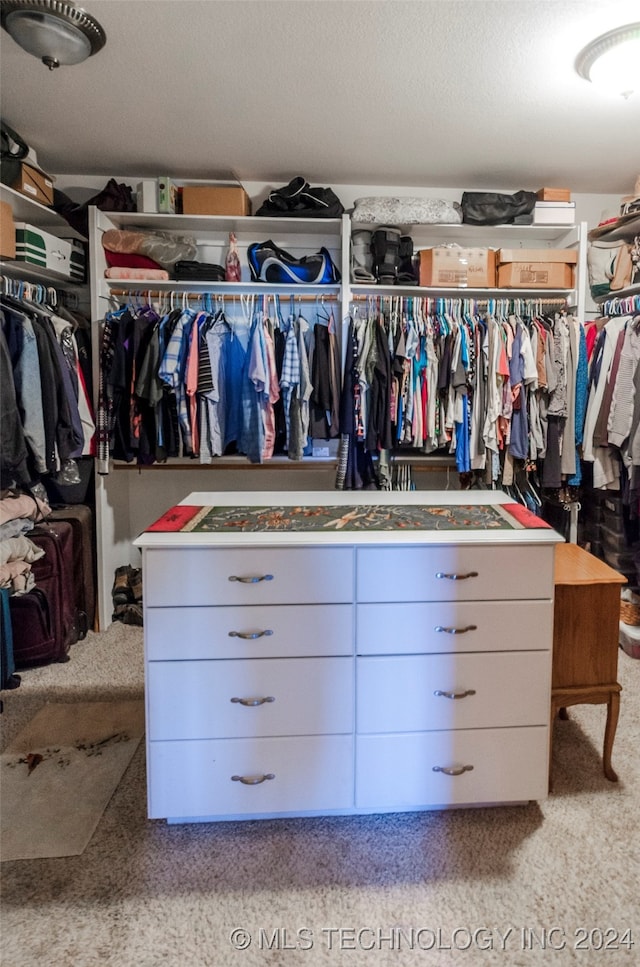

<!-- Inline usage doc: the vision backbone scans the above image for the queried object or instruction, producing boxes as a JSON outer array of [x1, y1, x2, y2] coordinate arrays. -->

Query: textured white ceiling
[[1, 0, 639, 194]]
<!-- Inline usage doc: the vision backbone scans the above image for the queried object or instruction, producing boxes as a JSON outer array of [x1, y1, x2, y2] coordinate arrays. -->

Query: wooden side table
[[551, 542, 627, 782]]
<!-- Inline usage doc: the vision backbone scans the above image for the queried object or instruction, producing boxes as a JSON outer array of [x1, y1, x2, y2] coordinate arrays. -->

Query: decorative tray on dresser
[[134, 490, 563, 824]]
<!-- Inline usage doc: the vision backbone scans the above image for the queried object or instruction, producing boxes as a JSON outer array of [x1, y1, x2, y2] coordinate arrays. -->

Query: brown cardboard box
[[497, 248, 577, 288], [419, 247, 496, 287], [536, 187, 572, 202], [11, 162, 54, 207], [497, 262, 575, 288], [0, 201, 16, 259], [182, 185, 251, 216]]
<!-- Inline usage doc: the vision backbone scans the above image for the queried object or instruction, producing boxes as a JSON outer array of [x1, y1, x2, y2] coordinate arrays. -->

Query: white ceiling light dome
[[576, 22, 640, 99], [0, 0, 106, 70]]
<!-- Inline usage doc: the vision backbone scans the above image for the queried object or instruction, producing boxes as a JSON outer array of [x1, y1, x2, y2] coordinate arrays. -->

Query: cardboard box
[[0, 200, 16, 259], [537, 188, 572, 202], [419, 247, 496, 287], [497, 248, 576, 288], [497, 261, 575, 288], [11, 162, 54, 207], [182, 185, 251, 216], [14, 222, 72, 278]]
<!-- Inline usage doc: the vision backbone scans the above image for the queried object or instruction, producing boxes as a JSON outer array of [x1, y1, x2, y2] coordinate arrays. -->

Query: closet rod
[[599, 294, 640, 316], [1, 278, 81, 310], [108, 289, 340, 303], [349, 294, 568, 307]]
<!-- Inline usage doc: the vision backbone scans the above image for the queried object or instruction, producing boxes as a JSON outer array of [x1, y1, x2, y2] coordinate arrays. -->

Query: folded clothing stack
[[102, 228, 198, 276]]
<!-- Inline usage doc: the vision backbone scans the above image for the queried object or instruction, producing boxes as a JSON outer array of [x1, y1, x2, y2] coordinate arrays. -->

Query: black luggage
[[47, 505, 96, 631], [9, 588, 63, 668]]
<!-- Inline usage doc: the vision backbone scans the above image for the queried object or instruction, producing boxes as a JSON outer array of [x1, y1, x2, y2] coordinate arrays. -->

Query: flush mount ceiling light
[[576, 22, 640, 98], [0, 0, 106, 69]]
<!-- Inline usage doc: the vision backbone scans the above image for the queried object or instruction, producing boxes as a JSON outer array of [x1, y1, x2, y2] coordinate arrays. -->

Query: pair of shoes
[[112, 602, 143, 626], [111, 565, 143, 606], [370, 227, 417, 285], [112, 565, 133, 605]]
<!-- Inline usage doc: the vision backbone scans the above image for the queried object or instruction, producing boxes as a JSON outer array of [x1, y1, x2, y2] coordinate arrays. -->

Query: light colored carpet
[[1, 700, 144, 860], [0, 624, 638, 966]]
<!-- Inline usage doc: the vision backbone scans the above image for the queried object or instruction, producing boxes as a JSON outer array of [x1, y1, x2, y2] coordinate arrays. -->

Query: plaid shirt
[[158, 308, 196, 455]]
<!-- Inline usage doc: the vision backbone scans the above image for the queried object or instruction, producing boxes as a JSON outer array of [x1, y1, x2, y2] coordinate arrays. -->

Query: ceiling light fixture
[[576, 22, 640, 98], [0, 0, 106, 70]]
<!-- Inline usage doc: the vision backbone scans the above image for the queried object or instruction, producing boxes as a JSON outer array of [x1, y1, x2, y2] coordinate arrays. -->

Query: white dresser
[[134, 491, 562, 823]]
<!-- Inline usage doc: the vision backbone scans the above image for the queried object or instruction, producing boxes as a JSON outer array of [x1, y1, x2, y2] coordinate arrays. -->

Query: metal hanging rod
[[107, 289, 340, 303], [599, 293, 640, 316], [350, 294, 568, 307]]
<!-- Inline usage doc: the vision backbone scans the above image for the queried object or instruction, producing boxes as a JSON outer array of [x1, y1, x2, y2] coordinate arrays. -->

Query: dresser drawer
[[146, 604, 353, 660], [147, 657, 354, 740], [145, 547, 353, 607], [356, 545, 553, 602], [356, 600, 552, 655], [356, 727, 548, 808], [148, 734, 354, 819], [357, 651, 550, 733]]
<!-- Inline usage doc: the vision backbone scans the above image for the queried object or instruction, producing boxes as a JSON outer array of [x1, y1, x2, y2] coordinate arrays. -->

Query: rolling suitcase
[[9, 587, 63, 668], [29, 520, 86, 661], [47, 505, 96, 631]]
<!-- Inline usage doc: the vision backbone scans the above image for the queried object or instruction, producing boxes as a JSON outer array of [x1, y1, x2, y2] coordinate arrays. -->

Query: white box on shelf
[[137, 180, 158, 213], [14, 222, 72, 278], [533, 202, 576, 225]]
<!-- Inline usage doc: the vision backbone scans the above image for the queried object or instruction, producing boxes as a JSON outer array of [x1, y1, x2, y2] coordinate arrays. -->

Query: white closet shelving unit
[[342, 214, 588, 317], [87, 206, 588, 627], [0, 184, 85, 290]]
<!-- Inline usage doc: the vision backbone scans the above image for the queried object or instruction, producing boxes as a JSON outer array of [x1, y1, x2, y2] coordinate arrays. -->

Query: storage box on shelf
[[15, 222, 73, 279], [496, 248, 578, 289], [0, 200, 16, 258], [11, 161, 54, 207], [418, 247, 496, 288], [181, 185, 251, 216]]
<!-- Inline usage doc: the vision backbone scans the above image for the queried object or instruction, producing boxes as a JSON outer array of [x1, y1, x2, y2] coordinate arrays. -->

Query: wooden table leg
[[603, 688, 621, 782]]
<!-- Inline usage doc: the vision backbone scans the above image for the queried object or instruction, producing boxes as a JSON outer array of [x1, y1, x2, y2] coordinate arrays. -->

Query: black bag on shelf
[[173, 260, 226, 281], [0, 120, 29, 187], [52, 178, 136, 238], [256, 177, 344, 218], [461, 190, 537, 226]]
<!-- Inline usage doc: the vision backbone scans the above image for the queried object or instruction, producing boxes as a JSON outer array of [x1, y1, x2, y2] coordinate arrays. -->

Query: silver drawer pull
[[434, 688, 477, 700], [434, 625, 477, 635], [230, 696, 275, 707], [432, 764, 474, 776], [435, 571, 479, 581], [231, 773, 275, 785], [228, 574, 274, 584], [228, 630, 274, 640]]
